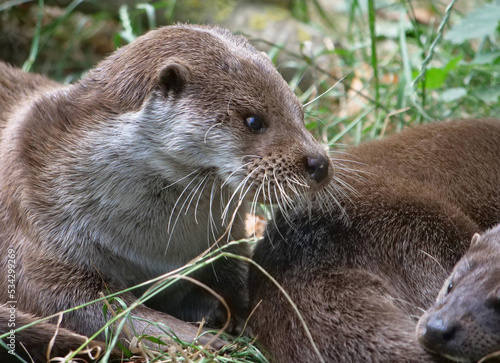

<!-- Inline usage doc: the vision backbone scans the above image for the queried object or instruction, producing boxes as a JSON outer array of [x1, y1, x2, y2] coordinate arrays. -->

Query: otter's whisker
[[162, 168, 200, 190], [420, 250, 447, 274], [251, 178, 264, 213], [225, 198, 244, 243], [333, 165, 369, 176], [287, 174, 310, 188], [167, 171, 202, 234], [388, 296, 426, 315], [285, 177, 303, 200], [323, 186, 348, 218], [208, 180, 220, 245], [272, 169, 288, 201], [221, 184, 244, 225], [324, 181, 353, 209], [329, 157, 368, 168], [204, 122, 221, 143], [249, 183, 264, 239], [241, 154, 260, 163], [259, 181, 276, 247], [267, 180, 289, 243], [225, 177, 258, 242], [304, 114, 327, 125], [238, 170, 260, 204], [273, 181, 296, 231], [333, 163, 372, 180], [272, 182, 285, 215], [185, 172, 210, 218], [193, 174, 211, 224], [332, 175, 360, 198], [262, 175, 272, 207], [291, 63, 309, 93], [279, 180, 296, 214], [221, 161, 253, 189], [302, 74, 348, 107], [272, 169, 294, 218], [221, 166, 260, 223], [277, 180, 294, 210], [166, 172, 203, 251]]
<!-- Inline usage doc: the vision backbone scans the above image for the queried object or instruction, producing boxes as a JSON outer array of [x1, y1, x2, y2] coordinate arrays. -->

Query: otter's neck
[[8, 88, 247, 281]]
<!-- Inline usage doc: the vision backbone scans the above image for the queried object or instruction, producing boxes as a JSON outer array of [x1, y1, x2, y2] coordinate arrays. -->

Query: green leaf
[[413, 56, 462, 90], [422, 68, 448, 89], [474, 85, 500, 103], [115, 341, 133, 357], [439, 88, 467, 103], [443, 56, 461, 72], [445, 3, 500, 44]]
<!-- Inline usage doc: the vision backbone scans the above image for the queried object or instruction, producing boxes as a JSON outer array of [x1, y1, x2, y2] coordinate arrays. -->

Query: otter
[[0, 24, 331, 360], [417, 224, 500, 362], [249, 118, 500, 362], [0, 304, 112, 361]]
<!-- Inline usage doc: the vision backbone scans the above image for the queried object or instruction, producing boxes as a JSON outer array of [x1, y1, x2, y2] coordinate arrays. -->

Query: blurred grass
[[1, 0, 498, 143], [0, 0, 499, 361]]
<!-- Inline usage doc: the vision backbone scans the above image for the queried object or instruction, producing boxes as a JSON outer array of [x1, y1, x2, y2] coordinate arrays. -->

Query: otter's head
[[416, 226, 500, 362], [85, 24, 331, 207]]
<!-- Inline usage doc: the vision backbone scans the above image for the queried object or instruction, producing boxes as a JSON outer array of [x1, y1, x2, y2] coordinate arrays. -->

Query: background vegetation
[[0, 0, 499, 361], [1, 0, 498, 146]]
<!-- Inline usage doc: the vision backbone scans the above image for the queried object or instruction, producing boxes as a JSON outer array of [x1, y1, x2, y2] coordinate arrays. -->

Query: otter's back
[[345, 118, 500, 229], [0, 62, 61, 132]]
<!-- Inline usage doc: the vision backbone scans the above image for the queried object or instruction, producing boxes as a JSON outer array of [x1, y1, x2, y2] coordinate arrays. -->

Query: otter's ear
[[471, 233, 481, 247], [261, 51, 271, 60], [158, 62, 190, 97]]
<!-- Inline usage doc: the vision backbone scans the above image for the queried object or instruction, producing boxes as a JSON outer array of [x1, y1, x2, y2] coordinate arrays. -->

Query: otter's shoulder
[[0, 62, 61, 126]]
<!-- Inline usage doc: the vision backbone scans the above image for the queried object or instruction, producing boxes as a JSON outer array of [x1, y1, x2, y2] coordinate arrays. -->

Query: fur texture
[[417, 224, 500, 362], [249, 118, 500, 362], [0, 24, 330, 359]]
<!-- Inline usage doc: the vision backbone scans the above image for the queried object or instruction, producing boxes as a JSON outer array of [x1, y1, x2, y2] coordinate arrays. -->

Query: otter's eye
[[245, 115, 265, 133], [446, 281, 453, 295]]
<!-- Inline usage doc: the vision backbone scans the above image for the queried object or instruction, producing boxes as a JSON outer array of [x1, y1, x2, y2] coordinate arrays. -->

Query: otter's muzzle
[[306, 154, 329, 183]]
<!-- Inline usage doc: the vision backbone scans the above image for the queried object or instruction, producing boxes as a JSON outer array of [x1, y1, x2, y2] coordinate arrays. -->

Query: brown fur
[[249, 118, 500, 362], [0, 24, 331, 360], [0, 304, 114, 362], [417, 225, 500, 362]]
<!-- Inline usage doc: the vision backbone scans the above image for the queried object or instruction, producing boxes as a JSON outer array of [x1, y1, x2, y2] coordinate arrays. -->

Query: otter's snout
[[421, 315, 458, 347], [306, 154, 329, 183]]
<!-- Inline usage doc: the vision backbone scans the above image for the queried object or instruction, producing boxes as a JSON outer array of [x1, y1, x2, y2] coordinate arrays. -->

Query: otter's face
[[416, 228, 500, 362], [146, 39, 332, 207]]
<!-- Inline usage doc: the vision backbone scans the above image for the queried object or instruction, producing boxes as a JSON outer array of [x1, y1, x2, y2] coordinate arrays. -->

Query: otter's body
[[249, 118, 500, 362], [417, 224, 500, 362], [0, 24, 331, 360]]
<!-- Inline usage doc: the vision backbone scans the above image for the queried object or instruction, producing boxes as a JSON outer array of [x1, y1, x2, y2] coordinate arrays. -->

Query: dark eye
[[446, 281, 453, 295], [245, 115, 265, 133]]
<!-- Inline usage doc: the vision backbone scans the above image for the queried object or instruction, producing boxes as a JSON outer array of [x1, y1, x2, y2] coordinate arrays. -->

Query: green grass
[[1, 0, 499, 361]]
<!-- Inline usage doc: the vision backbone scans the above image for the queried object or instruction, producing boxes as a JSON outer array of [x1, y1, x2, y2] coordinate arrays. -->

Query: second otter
[[417, 224, 500, 362], [249, 118, 500, 362]]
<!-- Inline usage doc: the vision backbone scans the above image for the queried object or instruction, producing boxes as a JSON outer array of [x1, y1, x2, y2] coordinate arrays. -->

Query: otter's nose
[[306, 154, 329, 183], [423, 316, 457, 346]]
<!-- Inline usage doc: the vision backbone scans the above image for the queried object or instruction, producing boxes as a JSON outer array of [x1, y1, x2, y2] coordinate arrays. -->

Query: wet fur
[[249, 118, 500, 362]]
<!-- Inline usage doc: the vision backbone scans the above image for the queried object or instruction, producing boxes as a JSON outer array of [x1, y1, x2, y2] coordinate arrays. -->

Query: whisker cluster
[[162, 150, 362, 253]]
